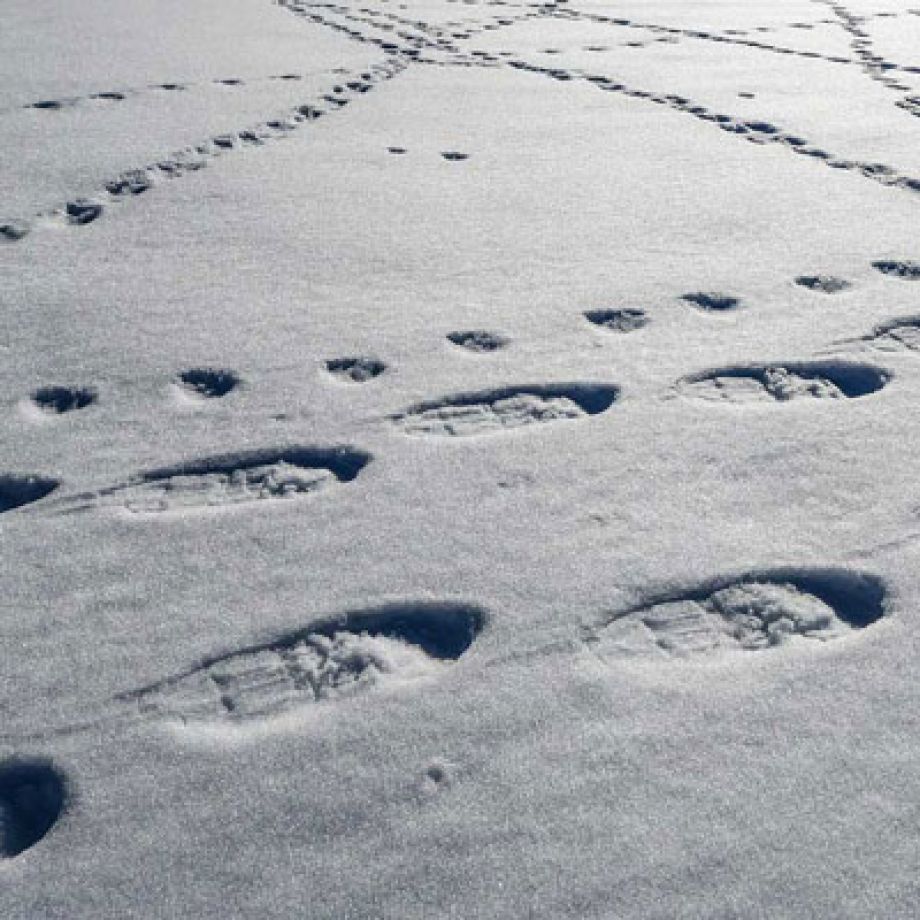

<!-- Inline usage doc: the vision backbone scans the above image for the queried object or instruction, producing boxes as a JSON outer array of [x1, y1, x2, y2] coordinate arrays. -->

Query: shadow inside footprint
[[31, 100, 69, 110], [110, 446, 371, 515], [177, 368, 241, 399], [50, 447, 371, 517], [681, 292, 741, 311], [863, 316, 920, 351], [679, 360, 888, 402], [106, 170, 153, 196], [872, 259, 920, 279], [584, 308, 649, 332], [65, 199, 103, 225], [325, 357, 386, 383], [31, 385, 97, 414], [446, 330, 508, 352], [795, 275, 852, 293], [1, 220, 30, 242], [0, 474, 60, 512], [0, 759, 67, 858], [120, 602, 487, 723], [393, 383, 619, 437], [589, 567, 886, 661]]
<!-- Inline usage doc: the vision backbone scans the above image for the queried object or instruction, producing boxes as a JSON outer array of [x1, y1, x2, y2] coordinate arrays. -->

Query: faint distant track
[[0, 60, 407, 245], [496, 55, 920, 200], [274, 0, 536, 62], [810, 0, 919, 89], [809, 0, 920, 122], [0, 71, 324, 120], [7, 0, 920, 245], [556, 4, 920, 81]]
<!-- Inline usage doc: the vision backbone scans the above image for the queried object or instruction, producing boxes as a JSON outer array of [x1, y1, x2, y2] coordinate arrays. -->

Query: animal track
[[0, 474, 60, 512], [17, 73, 315, 117], [0, 759, 67, 858], [679, 361, 888, 402], [504, 59, 920, 198], [872, 260, 920, 279], [813, 0, 918, 96], [446, 330, 508, 352], [176, 368, 241, 399], [68, 446, 371, 515], [119, 603, 486, 724], [392, 383, 619, 437], [7, 61, 406, 244], [587, 568, 885, 661], [584, 308, 649, 332], [1, 220, 30, 242], [30, 385, 97, 414], [325, 357, 387, 383], [795, 275, 852, 293], [680, 292, 741, 312], [106, 169, 153, 196]]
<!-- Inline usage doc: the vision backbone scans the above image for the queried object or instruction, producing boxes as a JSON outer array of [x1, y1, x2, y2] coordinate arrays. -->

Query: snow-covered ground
[[3, 0, 920, 916]]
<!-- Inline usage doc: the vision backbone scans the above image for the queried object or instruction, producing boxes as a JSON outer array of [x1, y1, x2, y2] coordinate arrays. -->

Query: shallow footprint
[[66, 446, 371, 515], [795, 275, 852, 293], [120, 603, 486, 725], [680, 291, 741, 311], [587, 568, 885, 662], [678, 361, 888, 402], [872, 260, 920, 279], [584, 308, 649, 332], [1, 220, 30, 242], [392, 383, 619, 437], [30, 385, 97, 415], [65, 199, 103, 225], [0, 759, 67, 858], [176, 368, 241, 399], [325, 357, 386, 383], [446, 330, 508, 352]]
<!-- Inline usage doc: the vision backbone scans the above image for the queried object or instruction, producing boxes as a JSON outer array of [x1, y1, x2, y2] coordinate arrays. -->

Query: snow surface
[[3, 0, 920, 916]]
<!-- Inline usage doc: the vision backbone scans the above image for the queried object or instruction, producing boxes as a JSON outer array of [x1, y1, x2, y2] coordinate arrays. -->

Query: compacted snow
[[3, 0, 920, 917]]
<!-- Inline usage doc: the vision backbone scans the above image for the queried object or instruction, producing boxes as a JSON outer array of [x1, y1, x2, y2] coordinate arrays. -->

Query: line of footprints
[[5, 256, 920, 518], [0, 564, 891, 859], [1, 257, 916, 860]]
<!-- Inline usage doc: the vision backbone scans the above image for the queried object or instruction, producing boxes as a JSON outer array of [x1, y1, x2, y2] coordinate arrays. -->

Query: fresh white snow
[[3, 0, 920, 917]]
